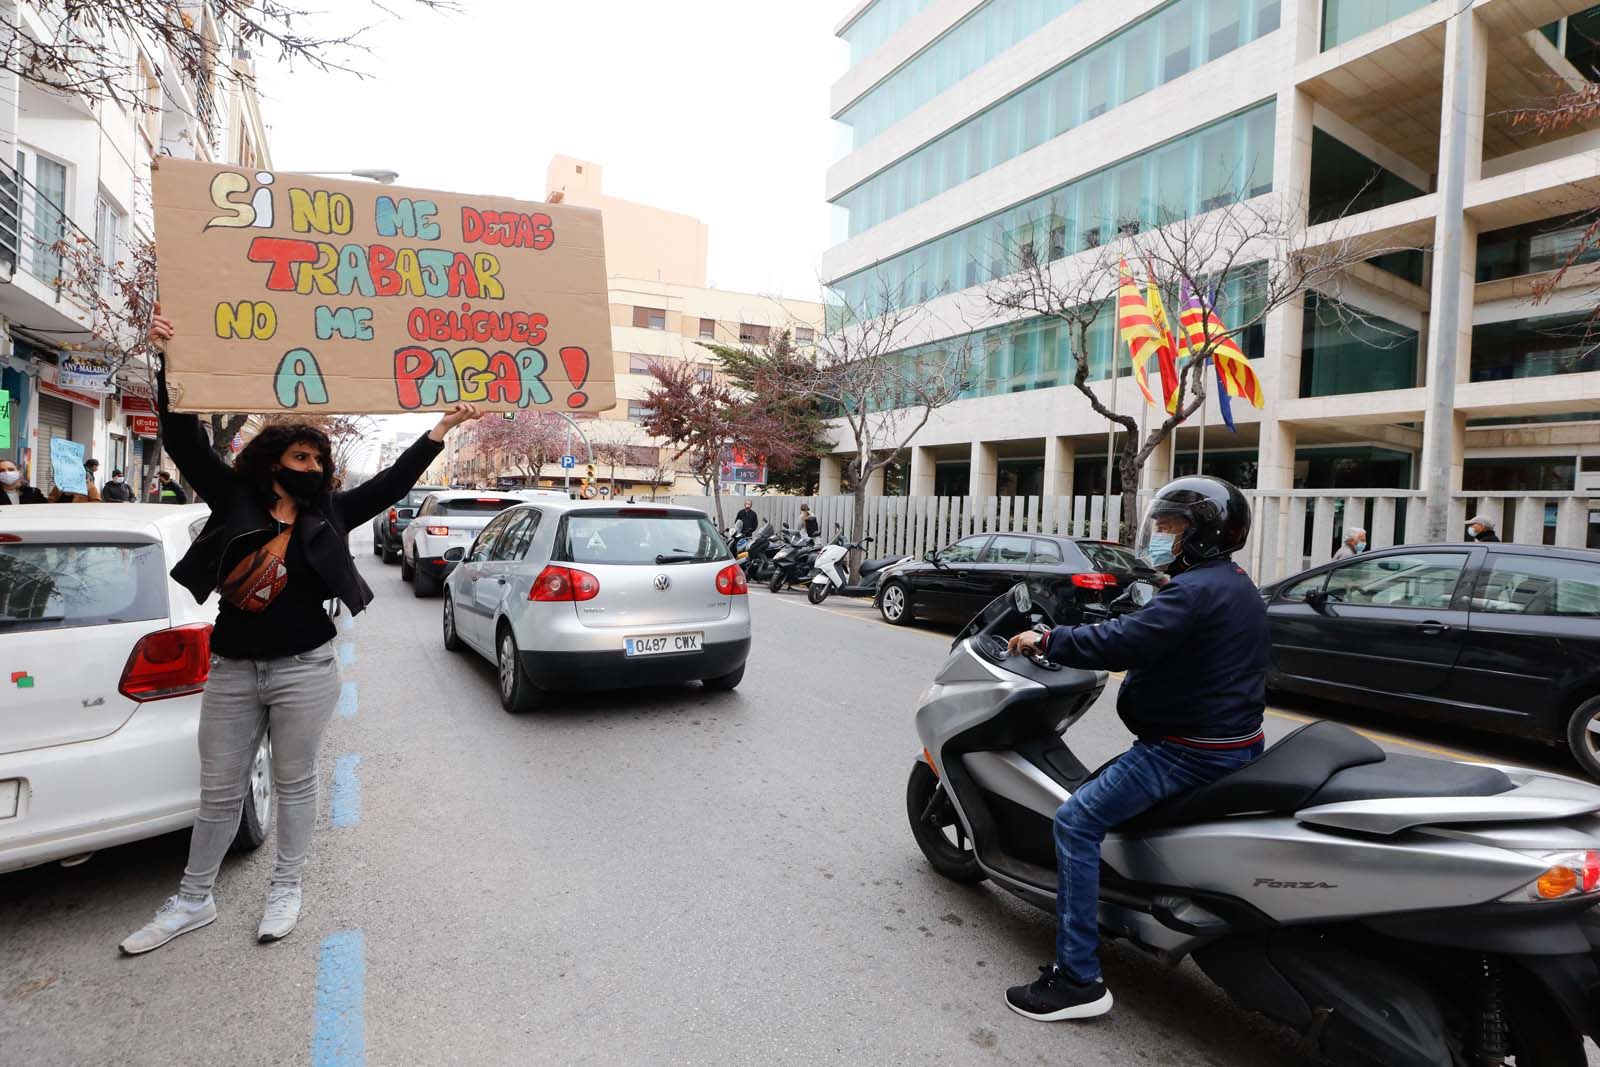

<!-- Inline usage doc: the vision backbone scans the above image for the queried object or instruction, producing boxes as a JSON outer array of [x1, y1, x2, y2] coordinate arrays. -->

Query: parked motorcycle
[[739, 522, 782, 583], [767, 527, 831, 593], [909, 580, 1600, 1066], [807, 537, 911, 604]]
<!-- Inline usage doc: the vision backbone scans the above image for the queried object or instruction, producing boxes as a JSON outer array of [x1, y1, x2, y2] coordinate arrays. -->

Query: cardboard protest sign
[[49, 438, 87, 495], [150, 159, 615, 415], [0, 388, 10, 449]]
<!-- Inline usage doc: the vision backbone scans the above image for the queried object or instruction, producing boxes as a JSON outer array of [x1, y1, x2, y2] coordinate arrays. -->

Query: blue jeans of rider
[[1054, 738, 1263, 982]]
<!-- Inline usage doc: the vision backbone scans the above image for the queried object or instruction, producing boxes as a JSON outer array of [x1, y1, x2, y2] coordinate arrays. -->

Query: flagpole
[[1197, 361, 1208, 477], [1104, 346, 1118, 538]]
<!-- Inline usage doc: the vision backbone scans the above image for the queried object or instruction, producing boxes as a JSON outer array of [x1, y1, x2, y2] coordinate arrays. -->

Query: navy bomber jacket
[[1043, 558, 1269, 745]]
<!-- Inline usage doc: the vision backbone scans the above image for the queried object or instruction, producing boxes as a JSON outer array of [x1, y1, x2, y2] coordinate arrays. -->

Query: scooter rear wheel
[[807, 583, 831, 604], [906, 760, 985, 884]]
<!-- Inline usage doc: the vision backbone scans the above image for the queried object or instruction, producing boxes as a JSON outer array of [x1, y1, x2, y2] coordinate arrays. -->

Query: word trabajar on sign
[[150, 159, 616, 415]]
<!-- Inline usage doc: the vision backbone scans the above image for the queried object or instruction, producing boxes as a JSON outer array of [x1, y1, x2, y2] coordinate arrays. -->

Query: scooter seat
[[858, 556, 900, 577], [1302, 754, 1513, 806], [1119, 721, 1385, 833]]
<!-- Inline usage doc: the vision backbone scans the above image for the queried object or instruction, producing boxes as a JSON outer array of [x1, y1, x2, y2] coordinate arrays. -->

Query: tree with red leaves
[[639, 359, 799, 528], [464, 411, 568, 488]]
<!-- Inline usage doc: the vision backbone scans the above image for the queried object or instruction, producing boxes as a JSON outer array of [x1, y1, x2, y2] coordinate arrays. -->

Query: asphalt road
[[2, 536, 1594, 1066]]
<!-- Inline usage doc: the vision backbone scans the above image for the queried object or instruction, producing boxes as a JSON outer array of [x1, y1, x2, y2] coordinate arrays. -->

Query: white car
[[0, 504, 271, 875], [400, 489, 565, 598], [441, 500, 752, 711]]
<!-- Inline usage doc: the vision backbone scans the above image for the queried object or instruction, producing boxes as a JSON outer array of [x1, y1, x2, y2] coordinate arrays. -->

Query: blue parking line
[[331, 755, 361, 828], [312, 928, 366, 1067], [338, 642, 356, 667], [336, 682, 358, 719]]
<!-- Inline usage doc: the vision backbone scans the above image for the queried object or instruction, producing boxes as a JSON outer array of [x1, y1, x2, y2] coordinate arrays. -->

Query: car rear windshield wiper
[[655, 553, 713, 564]]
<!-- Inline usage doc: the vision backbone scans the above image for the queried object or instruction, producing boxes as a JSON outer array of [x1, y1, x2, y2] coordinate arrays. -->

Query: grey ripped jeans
[[178, 642, 341, 901]]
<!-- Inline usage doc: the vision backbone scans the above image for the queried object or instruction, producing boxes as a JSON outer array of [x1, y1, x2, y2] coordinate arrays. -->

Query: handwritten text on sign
[[150, 159, 615, 415]]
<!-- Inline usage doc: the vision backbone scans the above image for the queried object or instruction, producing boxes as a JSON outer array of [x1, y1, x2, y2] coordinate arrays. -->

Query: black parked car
[[875, 532, 1152, 628], [372, 485, 448, 564], [1262, 542, 1600, 776]]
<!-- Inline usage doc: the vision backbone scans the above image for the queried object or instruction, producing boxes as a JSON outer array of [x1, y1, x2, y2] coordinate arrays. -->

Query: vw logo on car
[[654, 574, 672, 591]]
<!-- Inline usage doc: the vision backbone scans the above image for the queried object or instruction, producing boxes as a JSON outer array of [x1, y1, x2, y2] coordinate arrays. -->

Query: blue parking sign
[[560, 455, 576, 469]]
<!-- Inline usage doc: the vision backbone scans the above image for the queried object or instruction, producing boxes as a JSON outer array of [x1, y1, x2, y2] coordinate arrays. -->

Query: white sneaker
[[257, 884, 302, 943], [119, 894, 217, 955]]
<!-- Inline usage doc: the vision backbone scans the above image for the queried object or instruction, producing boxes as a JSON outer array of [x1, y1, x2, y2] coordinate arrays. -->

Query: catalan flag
[[1116, 258, 1180, 410], [1144, 271, 1182, 413], [1177, 286, 1266, 410]]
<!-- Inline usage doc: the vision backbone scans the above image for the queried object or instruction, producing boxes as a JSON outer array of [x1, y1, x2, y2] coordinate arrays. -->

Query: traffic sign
[[560, 455, 576, 469]]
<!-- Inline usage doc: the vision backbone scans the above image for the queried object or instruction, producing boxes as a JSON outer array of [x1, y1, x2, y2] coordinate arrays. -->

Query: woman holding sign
[[120, 308, 482, 955]]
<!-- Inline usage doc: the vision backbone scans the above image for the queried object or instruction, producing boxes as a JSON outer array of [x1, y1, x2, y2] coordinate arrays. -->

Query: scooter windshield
[[952, 585, 1052, 650]]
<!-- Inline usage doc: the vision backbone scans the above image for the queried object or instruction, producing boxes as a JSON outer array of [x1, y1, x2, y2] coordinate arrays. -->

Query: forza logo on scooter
[[1253, 878, 1339, 889]]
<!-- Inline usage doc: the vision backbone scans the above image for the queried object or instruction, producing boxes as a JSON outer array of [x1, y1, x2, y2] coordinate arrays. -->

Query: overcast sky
[[255, 0, 846, 470]]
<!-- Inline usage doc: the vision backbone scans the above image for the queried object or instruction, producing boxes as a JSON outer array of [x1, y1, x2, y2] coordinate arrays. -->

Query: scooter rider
[[1001, 476, 1269, 1022]]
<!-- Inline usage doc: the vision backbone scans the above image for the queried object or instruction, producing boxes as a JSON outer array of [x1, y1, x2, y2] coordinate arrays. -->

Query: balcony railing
[[0, 157, 99, 304]]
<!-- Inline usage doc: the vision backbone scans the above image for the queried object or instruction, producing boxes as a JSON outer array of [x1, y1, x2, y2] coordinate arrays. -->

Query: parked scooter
[[909, 580, 1600, 1065], [738, 522, 780, 583], [807, 537, 911, 604], [767, 527, 831, 593]]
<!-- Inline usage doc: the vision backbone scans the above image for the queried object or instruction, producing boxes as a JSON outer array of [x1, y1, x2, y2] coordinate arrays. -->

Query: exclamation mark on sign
[[561, 347, 590, 408]]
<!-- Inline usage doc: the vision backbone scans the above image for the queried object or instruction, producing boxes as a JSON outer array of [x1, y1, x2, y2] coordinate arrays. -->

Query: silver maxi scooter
[[908, 581, 1600, 1066]]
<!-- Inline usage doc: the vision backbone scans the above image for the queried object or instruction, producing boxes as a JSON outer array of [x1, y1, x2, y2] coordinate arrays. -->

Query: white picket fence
[[669, 490, 1599, 584]]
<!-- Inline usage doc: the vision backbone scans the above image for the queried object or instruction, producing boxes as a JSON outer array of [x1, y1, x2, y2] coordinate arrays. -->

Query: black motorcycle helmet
[[1133, 475, 1251, 575]]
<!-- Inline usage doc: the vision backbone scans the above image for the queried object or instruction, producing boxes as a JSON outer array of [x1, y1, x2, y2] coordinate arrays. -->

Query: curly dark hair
[[232, 423, 336, 498]]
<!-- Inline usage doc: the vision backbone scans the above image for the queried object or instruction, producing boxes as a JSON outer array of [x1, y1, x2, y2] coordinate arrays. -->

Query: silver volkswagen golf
[[441, 500, 751, 711]]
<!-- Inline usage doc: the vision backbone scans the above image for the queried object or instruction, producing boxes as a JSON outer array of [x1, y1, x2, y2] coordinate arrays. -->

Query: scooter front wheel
[[807, 582, 831, 604], [906, 760, 985, 884], [768, 570, 786, 594]]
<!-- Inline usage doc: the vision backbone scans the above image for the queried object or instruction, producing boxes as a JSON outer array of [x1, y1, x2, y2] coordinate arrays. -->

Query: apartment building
[[0, 2, 271, 498], [822, 0, 1600, 560], [447, 157, 825, 496]]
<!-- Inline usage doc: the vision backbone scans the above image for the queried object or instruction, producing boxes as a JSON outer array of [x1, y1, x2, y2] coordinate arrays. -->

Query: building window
[[1471, 312, 1600, 381], [633, 306, 666, 330], [694, 364, 714, 383], [699, 317, 716, 339], [1322, 0, 1430, 50], [1299, 293, 1418, 397], [794, 326, 815, 343], [1478, 213, 1600, 283], [95, 195, 125, 295], [627, 401, 655, 420], [739, 323, 771, 344], [1464, 457, 1576, 493], [628, 354, 656, 375], [137, 52, 161, 147]]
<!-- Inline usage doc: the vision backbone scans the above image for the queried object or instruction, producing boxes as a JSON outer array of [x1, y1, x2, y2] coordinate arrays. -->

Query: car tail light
[[0, 533, 20, 543], [425, 525, 450, 536], [120, 623, 212, 701], [387, 507, 398, 523], [715, 563, 748, 595], [1072, 572, 1119, 590], [530, 565, 600, 602], [619, 508, 669, 517]]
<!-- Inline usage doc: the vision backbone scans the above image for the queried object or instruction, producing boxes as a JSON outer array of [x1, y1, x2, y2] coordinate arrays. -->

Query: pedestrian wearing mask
[[119, 308, 483, 956], [157, 470, 189, 504], [102, 469, 136, 502], [1332, 526, 1366, 560], [1465, 516, 1500, 543], [0, 459, 47, 505]]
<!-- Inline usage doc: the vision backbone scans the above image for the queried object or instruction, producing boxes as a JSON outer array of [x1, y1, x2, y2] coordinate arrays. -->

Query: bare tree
[[5, 0, 458, 110], [586, 418, 637, 496], [771, 277, 975, 551], [987, 194, 1399, 531]]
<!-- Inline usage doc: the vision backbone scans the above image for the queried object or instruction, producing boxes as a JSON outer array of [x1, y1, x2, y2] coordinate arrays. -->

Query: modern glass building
[[822, 0, 1600, 545]]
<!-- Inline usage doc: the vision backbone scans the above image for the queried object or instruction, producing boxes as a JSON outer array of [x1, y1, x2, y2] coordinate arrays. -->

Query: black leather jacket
[[159, 371, 443, 615]]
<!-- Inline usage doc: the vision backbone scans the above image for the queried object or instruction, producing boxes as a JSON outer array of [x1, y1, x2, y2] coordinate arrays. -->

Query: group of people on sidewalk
[[0, 454, 178, 505]]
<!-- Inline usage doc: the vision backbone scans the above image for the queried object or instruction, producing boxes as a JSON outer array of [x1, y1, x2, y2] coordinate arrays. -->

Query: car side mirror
[[922, 550, 940, 566], [1305, 588, 1329, 612], [442, 547, 466, 563], [397, 507, 416, 520]]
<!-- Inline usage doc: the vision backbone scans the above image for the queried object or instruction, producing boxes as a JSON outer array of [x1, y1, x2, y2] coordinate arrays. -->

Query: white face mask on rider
[[0, 470, 21, 487]]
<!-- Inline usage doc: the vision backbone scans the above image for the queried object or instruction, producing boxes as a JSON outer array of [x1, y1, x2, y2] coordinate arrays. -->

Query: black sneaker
[[1005, 964, 1113, 1021]]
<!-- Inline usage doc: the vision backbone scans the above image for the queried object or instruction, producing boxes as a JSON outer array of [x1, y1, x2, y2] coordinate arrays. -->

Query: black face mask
[[276, 467, 327, 500]]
